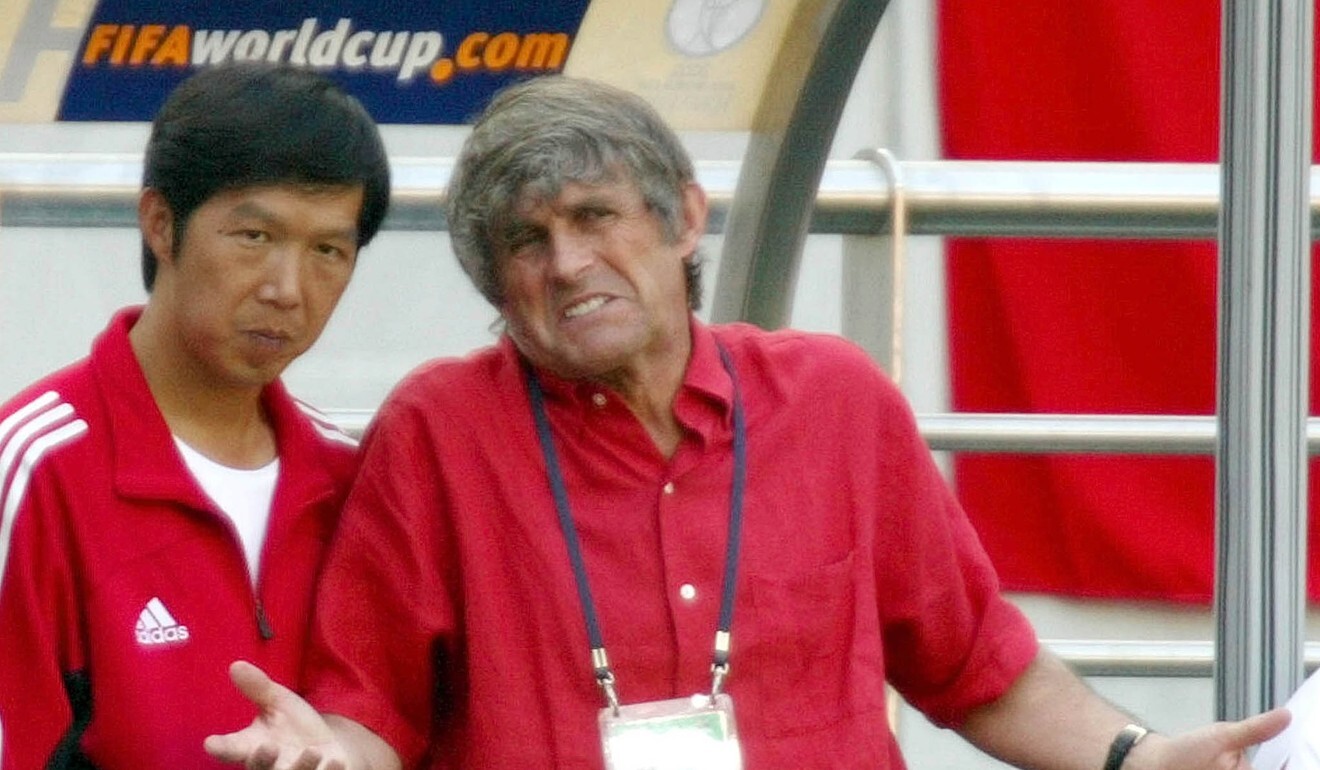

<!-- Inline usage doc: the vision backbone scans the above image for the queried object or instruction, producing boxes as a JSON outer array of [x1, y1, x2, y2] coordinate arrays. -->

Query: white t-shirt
[[1255, 670, 1320, 770], [173, 437, 279, 586]]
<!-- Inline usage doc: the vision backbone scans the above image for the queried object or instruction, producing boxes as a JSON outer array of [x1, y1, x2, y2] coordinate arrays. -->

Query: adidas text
[[136, 625, 190, 645]]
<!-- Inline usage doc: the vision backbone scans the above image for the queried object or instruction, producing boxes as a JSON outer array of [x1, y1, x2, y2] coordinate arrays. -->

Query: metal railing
[[0, 152, 1259, 237], [1048, 640, 1320, 678]]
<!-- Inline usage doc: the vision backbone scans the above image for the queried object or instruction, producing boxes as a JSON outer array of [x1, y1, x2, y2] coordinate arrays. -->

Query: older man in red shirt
[[207, 76, 1286, 770]]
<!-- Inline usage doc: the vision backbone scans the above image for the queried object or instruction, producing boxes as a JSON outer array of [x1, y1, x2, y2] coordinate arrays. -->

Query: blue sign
[[60, 0, 592, 124]]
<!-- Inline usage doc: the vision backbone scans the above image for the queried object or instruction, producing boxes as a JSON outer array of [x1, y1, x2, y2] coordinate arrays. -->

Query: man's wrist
[[1103, 724, 1152, 770]]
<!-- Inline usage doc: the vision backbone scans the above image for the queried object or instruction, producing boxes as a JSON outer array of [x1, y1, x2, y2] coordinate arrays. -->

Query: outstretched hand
[[1134, 708, 1289, 770], [204, 661, 351, 770]]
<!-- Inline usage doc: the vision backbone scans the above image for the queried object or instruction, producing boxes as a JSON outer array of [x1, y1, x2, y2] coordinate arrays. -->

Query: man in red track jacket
[[0, 62, 390, 769]]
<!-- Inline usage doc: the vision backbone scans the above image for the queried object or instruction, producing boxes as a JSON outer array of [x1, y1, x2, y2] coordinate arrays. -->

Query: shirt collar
[[94, 306, 339, 506], [504, 316, 735, 442], [670, 319, 736, 447], [91, 306, 205, 504]]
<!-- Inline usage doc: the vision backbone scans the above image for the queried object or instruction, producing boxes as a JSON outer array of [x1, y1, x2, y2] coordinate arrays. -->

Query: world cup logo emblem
[[666, 0, 766, 57]]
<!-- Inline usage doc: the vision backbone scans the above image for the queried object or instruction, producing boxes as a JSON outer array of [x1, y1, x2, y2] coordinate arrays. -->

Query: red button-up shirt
[[305, 319, 1037, 768]]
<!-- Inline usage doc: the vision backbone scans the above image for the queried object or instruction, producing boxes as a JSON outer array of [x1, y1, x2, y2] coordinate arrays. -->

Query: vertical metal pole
[[845, 149, 906, 380], [1215, 0, 1312, 720]]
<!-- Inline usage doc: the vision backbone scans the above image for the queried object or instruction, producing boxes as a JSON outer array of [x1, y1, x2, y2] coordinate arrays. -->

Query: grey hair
[[446, 76, 704, 309]]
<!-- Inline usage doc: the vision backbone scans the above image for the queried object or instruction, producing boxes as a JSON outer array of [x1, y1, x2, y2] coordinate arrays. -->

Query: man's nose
[[546, 227, 595, 280], [256, 248, 303, 307]]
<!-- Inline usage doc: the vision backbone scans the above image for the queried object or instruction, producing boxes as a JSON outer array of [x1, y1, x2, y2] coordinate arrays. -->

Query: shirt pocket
[[737, 549, 865, 736]]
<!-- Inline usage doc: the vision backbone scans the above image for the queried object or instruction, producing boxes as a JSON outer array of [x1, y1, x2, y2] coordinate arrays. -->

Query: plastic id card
[[599, 693, 742, 770]]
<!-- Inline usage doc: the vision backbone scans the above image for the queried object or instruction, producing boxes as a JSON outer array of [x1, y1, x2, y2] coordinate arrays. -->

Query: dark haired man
[[0, 62, 390, 768]]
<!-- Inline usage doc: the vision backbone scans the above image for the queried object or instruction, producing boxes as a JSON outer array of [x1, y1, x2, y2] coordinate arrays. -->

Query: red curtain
[[938, 2, 1320, 602]]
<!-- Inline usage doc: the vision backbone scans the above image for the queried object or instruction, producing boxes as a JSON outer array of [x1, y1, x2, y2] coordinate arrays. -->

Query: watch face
[[666, 0, 766, 57]]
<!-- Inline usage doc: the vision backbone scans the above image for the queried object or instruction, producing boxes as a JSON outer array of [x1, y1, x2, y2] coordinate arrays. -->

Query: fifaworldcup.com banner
[[45, 0, 588, 124], [0, 0, 807, 129]]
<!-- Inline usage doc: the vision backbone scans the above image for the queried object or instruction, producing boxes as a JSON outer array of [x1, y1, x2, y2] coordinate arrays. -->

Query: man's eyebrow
[[229, 200, 277, 222], [568, 199, 613, 212]]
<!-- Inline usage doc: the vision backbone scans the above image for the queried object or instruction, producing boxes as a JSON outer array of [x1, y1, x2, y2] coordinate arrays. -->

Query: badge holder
[[600, 692, 740, 770], [598, 661, 742, 770]]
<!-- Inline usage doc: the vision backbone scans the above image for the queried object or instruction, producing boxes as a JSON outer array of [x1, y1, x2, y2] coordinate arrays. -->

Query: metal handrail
[[1047, 639, 1320, 678], [8, 153, 1320, 238], [323, 410, 1320, 456], [918, 413, 1217, 454]]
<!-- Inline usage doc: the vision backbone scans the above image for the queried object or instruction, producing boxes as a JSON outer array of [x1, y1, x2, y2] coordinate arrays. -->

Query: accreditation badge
[[599, 693, 742, 770]]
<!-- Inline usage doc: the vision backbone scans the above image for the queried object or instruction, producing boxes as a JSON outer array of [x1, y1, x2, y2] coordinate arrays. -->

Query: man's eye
[[505, 230, 545, 255], [238, 229, 269, 242], [316, 243, 354, 262]]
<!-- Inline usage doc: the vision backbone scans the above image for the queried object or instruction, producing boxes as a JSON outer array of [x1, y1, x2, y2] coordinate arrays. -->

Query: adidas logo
[[135, 597, 190, 646]]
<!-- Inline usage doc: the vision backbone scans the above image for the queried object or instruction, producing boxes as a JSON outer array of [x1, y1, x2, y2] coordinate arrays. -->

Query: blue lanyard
[[523, 343, 747, 712]]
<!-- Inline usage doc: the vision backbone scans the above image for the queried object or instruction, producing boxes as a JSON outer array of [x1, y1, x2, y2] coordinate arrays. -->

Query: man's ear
[[139, 188, 176, 266], [678, 181, 709, 254]]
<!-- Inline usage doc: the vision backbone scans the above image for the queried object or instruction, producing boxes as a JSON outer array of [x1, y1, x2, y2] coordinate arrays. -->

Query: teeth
[[564, 296, 607, 318]]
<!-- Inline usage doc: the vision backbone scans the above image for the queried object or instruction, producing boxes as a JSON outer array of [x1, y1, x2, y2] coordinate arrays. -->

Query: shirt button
[[591, 392, 607, 408], [679, 584, 697, 601], [662, 482, 675, 495]]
